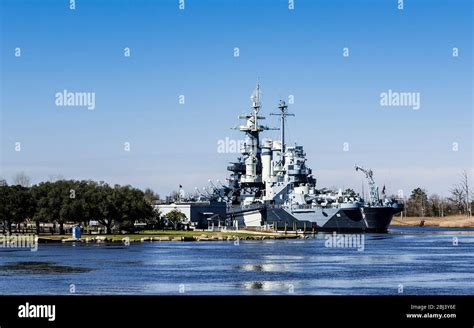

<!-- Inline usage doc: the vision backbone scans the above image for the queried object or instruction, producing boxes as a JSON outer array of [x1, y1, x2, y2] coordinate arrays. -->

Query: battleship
[[195, 84, 403, 232]]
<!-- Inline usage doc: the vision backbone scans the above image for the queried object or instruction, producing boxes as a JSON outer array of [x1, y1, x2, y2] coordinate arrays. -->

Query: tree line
[[1, 171, 471, 233], [0, 180, 159, 235], [401, 188, 472, 217], [397, 171, 472, 217]]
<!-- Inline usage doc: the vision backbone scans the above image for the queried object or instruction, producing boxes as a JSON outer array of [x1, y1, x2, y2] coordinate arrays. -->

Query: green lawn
[[37, 229, 287, 242]]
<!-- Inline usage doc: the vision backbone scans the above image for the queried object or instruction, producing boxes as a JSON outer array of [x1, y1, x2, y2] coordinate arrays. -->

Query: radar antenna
[[250, 81, 261, 113]]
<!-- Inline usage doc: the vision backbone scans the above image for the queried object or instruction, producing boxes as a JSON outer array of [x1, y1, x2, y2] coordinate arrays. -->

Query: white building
[[154, 201, 227, 229]]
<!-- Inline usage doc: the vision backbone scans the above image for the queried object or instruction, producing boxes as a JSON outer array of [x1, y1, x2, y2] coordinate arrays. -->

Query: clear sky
[[1, 0, 472, 197]]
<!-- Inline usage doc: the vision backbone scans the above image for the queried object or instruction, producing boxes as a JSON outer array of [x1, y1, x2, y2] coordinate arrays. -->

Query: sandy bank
[[391, 215, 474, 228]]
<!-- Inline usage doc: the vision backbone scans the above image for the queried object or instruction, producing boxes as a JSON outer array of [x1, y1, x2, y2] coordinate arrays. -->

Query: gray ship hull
[[229, 203, 403, 233]]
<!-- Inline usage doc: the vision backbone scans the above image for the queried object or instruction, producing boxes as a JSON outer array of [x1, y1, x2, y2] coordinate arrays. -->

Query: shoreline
[[34, 230, 305, 244], [390, 215, 474, 228], [5, 217, 474, 245]]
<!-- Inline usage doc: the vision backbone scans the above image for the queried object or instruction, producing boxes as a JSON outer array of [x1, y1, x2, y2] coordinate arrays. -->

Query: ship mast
[[271, 100, 294, 165], [233, 82, 271, 184]]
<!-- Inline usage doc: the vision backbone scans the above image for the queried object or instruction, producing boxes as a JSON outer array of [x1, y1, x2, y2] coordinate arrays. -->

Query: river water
[[0, 227, 473, 295]]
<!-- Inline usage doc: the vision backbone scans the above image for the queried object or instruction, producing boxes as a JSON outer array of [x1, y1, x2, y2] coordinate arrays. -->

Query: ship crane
[[355, 165, 380, 205]]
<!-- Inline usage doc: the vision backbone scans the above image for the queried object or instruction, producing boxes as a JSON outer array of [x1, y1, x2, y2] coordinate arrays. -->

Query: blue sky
[[1, 0, 472, 197]]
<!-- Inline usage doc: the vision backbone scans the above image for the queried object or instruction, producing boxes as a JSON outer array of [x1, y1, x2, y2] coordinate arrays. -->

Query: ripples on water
[[0, 227, 473, 295]]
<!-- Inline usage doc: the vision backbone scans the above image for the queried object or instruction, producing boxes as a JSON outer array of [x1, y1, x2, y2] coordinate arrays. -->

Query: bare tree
[[449, 186, 465, 215], [449, 171, 472, 217], [459, 171, 471, 217], [439, 197, 446, 217], [144, 188, 160, 204], [13, 172, 31, 187], [48, 174, 64, 182], [169, 190, 180, 202], [428, 194, 442, 217]]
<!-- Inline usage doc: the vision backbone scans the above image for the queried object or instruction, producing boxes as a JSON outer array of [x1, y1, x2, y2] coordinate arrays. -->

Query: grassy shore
[[391, 215, 474, 228], [36, 229, 302, 243], [18, 216, 474, 245]]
